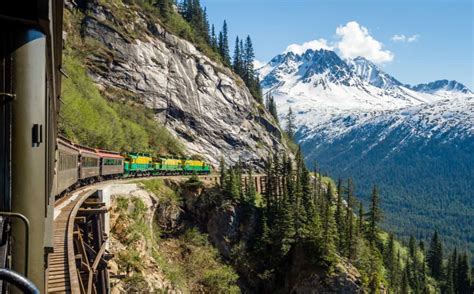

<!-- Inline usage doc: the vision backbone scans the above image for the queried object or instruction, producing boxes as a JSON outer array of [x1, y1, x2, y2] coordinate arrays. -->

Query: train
[[56, 137, 211, 196]]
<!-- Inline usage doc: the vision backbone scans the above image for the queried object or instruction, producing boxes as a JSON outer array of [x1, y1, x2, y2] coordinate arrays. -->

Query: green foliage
[[59, 54, 184, 155], [265, 93, 279, 122], [141, 179, 182, 206], [184, 174, 204, 189], [427, 231, 443, 280]]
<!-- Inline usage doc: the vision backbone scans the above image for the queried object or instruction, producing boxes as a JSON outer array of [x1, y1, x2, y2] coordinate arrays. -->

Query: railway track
[[47, 187, 94, 293]]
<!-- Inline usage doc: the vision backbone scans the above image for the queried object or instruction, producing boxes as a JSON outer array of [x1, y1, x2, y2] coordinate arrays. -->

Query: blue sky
[[201, 0, 474, 89]]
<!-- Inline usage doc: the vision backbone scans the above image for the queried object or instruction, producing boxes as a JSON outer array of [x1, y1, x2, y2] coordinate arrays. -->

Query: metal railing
[[0, 212, 30, 277], [0, 268, 39, 294]]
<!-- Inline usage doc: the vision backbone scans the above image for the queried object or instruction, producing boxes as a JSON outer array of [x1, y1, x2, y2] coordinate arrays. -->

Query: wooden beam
[[77, 207, 108, 215]]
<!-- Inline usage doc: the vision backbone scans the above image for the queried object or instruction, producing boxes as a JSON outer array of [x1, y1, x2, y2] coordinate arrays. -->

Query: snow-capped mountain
[[258, 48, 473, 248], [407, 79, 472, 95], [347, 56, 402, 89], [258, 48, 472, 132]]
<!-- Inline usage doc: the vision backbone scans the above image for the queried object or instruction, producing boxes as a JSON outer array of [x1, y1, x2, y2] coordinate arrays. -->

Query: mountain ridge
[[258, 46, 474, 256]]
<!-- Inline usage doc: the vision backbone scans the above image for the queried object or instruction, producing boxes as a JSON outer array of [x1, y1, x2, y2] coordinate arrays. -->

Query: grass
[[140, 179, 182, 206]]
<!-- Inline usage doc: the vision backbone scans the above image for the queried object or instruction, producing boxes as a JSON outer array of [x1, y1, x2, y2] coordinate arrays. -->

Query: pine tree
[[335, 178, 345, 253], [243, 35, 255, 83], [345, 178, 356, 259], [367, 184, 382, 245], [286, 107, 296, 139], [427, 231, 443, 280], [456, 252, 471, 294], [224, 167, 239, 201], [218, 20, 230, 65], [232, 36, 243, 75], [357, 202, 364, 237], [245, 168, 257, 205], [219, 156, 225, 187], [301, 167, 315, 223], [322, 183, 336, 255], [267, 95, 278, 122], [235, 158, 244, 201], [402, 264, 410, 294], [384, 234, 397, 288], [276, 191, 296, 257], [445, 251, 455, 294], [210, 24, 218, 51]]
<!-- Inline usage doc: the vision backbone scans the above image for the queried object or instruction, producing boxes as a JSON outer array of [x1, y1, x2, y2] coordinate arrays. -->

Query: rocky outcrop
[[66, 1, 287, 168]]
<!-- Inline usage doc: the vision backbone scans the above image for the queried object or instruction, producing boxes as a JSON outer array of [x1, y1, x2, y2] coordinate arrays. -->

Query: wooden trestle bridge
[[46, 174, 268, 293]]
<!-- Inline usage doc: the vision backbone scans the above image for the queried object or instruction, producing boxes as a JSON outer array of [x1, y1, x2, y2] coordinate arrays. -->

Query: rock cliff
[[64, 1, 286, 168]]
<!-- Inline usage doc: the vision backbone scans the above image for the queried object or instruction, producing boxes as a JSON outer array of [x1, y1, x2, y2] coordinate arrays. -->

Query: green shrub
[[184, 175, 204, 189], [59, 54, 184, 155]]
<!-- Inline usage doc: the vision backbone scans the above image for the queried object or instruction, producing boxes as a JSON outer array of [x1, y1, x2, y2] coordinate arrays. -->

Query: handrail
[[0, 212, 30, 277], [0, 268, 39, 294]]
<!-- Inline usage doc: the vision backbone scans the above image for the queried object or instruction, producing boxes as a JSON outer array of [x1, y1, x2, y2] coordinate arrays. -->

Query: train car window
[[82, 156, 98, 167]]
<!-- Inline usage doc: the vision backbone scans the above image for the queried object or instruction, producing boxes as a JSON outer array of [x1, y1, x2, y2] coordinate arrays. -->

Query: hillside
[[258, 47, 474, 256], [61, 0, 287, 168]]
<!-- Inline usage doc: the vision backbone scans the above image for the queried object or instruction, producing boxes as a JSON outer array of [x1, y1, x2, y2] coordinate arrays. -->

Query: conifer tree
[[357, 202, 364, 237], [408, 235, 421, 292], [322, 182, 336, 254], [224, 167, 239, 201], [286, 107, 296, 139], [456, 252, 471, 293], [301, 167, 315, 223], [243, 35, 255, 83], [232, 36, 243, 75], [445, 252, 456, 294], [345, 178, 356, 259], [402, 264, 410, 294], [384, 234, 397, 288], [245, 168, 257, 205], [367, 184, 382, 245], [219, 156, 225, 187], [266, 94, 278, 122], [335, 178, 345, 252], [427, 231, 443, 280], [218, 20, 230, 65], [210, 24, 217, 51], [235, 158, 244, 201], [277, 192, 296, 257]]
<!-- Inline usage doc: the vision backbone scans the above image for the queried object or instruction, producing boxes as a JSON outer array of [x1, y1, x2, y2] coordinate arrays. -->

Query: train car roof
[[57, 136, 80, 151], [96, 150, 124, 159]]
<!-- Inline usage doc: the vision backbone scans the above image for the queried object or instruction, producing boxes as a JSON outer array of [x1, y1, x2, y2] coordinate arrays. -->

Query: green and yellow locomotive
[[123, 153, 211, 176]]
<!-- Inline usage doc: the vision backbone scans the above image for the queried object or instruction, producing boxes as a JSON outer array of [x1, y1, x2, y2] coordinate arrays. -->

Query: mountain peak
[[348, 56, 402, 89], [407, 79, 472, 94]]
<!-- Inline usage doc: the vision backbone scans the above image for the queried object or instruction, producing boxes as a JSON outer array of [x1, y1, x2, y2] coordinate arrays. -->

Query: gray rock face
[[73, 2, 285, 168]]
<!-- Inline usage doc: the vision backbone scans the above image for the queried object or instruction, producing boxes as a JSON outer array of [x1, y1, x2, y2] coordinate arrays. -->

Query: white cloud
[[391, 34, 420, 43], [392, 34, 406, 42], [407, 34, 419, 42], [335, 21, 394, 64], [253, 59, 266, 69], [284, 39, 333, 55]]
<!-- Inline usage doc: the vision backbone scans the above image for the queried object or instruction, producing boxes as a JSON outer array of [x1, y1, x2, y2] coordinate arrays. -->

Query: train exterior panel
[[98, 151, 124, 176], [159, 158, 184, 172], [56, 139, 79, 195], [79, 149, 100, 180], [124, 153, 153, 174], [184, 159, 211, 174]]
